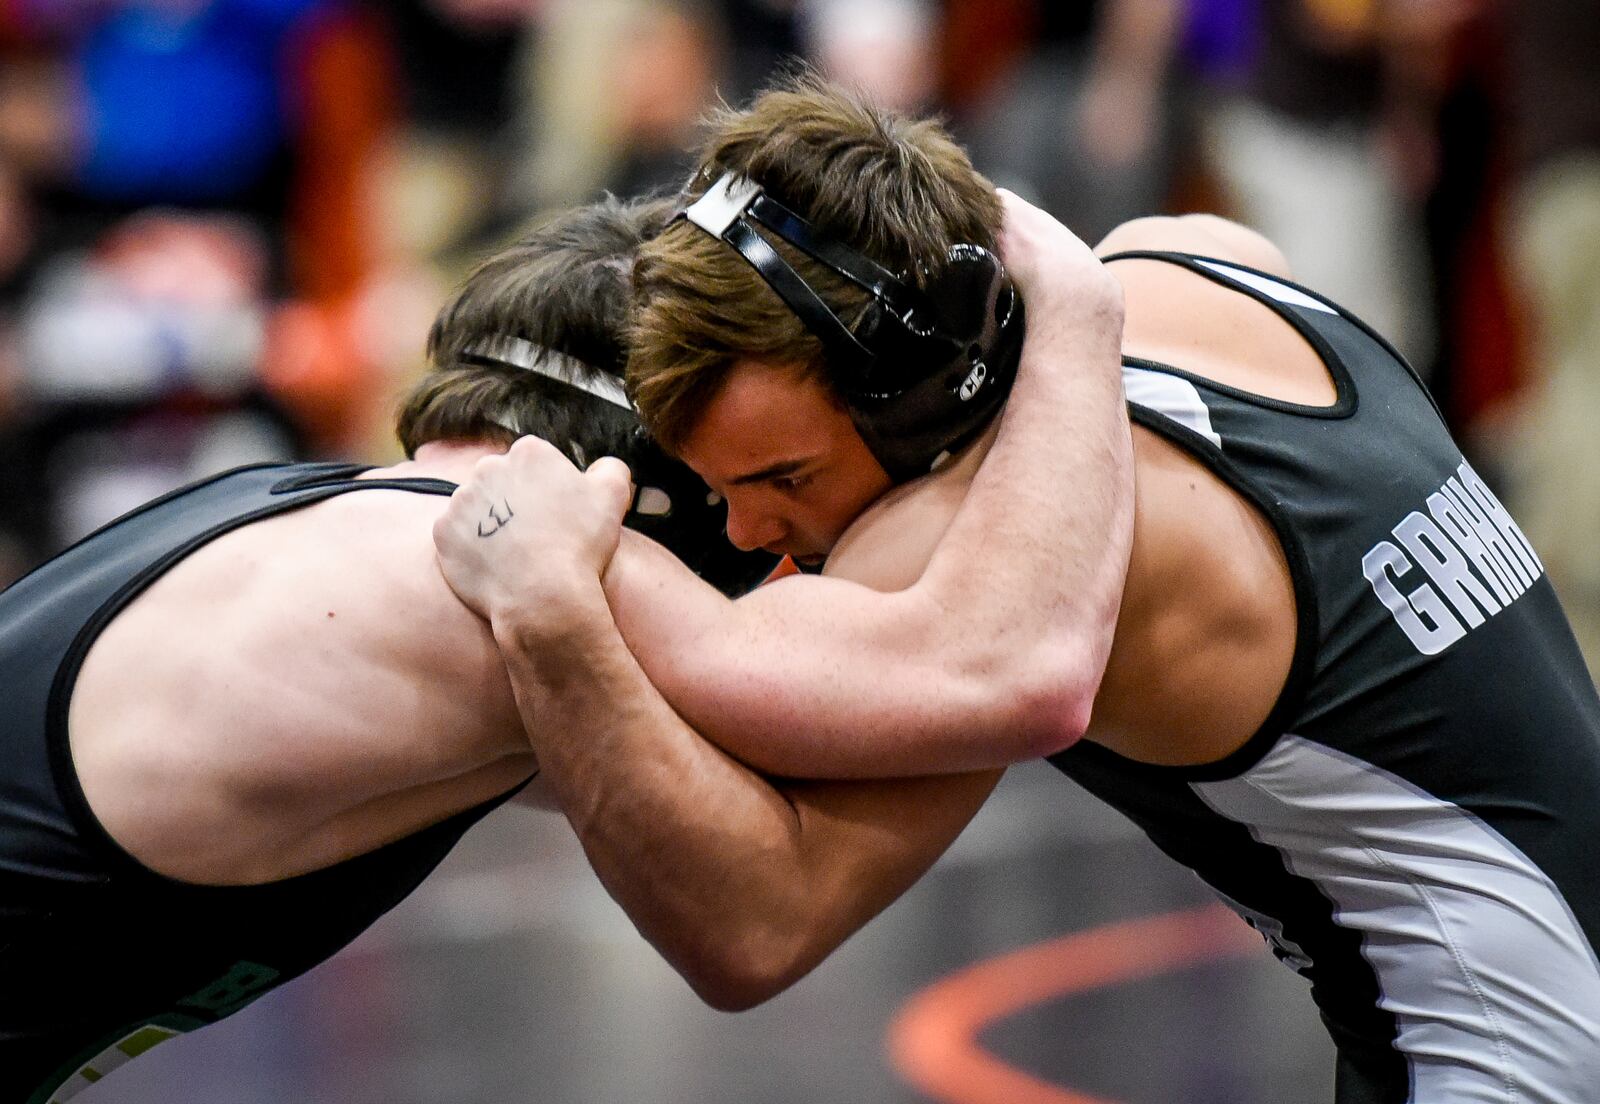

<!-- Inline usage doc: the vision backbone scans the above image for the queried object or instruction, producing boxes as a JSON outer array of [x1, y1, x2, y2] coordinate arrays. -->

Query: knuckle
[[510, 436, 551, 464]]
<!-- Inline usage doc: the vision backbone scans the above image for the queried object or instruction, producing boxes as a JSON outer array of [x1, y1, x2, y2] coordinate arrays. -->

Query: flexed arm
[[434, 453, 999, 1008], [439, 193, 1132, 778], [603, 193, 1133, 776], [501, 590, 999, 1009]]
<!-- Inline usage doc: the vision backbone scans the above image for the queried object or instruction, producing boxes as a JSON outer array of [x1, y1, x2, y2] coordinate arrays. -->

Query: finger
[[586, 456, 635, 519], [587, 455, 632, 485], [508, 433, 576, 471], [432, 509, 464, 553], [461, 453, 508, 497]]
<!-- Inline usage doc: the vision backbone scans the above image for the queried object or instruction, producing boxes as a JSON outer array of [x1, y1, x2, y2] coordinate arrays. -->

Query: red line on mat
[[887, 903, 1263, 1104]]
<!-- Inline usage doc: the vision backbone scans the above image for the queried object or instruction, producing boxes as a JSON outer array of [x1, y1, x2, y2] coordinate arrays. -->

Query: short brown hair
[[629, 72, 1003, 452], [395, 194, 673, 458]]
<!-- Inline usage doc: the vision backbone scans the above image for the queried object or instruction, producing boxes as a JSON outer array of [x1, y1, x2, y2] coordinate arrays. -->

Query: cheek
[[810, 474, 890, 537]]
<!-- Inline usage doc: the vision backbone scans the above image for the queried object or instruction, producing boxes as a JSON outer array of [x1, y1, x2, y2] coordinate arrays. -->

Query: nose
[[724, 497, 786, 553]]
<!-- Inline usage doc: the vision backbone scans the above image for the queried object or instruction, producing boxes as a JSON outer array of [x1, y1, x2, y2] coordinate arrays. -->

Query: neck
[[378, 439, 508, 484]]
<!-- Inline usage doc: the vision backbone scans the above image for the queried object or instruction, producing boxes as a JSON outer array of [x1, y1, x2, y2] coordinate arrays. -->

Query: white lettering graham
[[1362, 460, 1544, 656]]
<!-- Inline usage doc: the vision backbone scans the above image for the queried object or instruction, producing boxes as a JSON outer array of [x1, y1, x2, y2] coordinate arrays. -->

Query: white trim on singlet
[[1192, 735, 1600, 1104], [1122, 364, 1223, 449], [1195, 260, 1339, 315]]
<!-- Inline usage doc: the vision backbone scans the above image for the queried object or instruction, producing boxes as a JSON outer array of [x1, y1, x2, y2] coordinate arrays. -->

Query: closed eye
[[770, 472, 813, 494]]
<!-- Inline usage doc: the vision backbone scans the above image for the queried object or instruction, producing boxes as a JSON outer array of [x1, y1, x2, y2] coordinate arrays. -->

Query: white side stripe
[[1122, 365, 1223, 450], [1194, 736, 1600, 1104], [1196, 260, 1338, 315]]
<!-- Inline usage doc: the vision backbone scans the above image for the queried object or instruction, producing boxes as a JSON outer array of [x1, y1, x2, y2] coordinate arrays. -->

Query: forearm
[[605, 543, 1008, 776], [496, 585, 984, 1008], [604, 273, 1131, 779]]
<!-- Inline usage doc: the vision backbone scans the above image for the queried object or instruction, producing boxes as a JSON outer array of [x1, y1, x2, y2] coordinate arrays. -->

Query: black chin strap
[[741, 191, 930, 322], [680, 172, 945, 374], [720, 217, 872, 366]]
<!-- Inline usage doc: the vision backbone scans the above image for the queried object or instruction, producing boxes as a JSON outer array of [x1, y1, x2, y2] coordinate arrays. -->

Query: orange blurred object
[[764, 556, 801, 583], [285, 4, 396, 304], [261, 298, 375, 453]]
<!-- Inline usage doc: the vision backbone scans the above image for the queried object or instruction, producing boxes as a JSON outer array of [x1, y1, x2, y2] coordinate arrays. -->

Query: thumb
[[586, 456, 635, 521]]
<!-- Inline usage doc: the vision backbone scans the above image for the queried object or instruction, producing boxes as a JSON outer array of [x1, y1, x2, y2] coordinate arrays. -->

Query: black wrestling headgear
[[677, 171, 1026, 483], [464, 337, 781, 597]]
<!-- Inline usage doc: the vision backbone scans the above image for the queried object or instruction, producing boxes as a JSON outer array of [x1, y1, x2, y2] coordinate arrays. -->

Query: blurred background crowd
[[5, 4, 1597, 1100], [0, 0, 1596, 672]]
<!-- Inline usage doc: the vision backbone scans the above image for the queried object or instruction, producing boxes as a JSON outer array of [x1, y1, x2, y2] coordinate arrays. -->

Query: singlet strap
[[1103, 247, 1451, 423], [1101, 249, 1360, 419], [1102, 250, 1340, 313], [43, 462, 467, 886], [269, 464, 458, 499]]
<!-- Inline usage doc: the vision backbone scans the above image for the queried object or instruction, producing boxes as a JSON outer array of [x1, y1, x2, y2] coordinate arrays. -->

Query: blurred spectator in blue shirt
[[69, 0, 327, 204]]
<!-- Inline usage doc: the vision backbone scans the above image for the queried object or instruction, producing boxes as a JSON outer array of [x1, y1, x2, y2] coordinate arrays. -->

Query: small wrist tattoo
[[477, 500, 515, 538]]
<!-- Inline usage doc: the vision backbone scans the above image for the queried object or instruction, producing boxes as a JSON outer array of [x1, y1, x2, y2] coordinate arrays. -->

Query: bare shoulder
[[191, 485, 484, 690], [68, 483, 526, 882], [1095, 213, 1291, 277], [1096, 216, 1336, 407], [177, 483, 522, 771], [1088, 427, 1298, 765]]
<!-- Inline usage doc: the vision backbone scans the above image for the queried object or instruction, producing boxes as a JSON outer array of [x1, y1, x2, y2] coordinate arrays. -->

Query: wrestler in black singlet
[[0, 463, 528, 1104], [1054, 254, 1600, 1104]]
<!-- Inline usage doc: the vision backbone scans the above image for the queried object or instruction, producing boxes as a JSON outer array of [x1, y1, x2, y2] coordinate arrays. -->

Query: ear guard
[[678, 172, 1025, 482], [465, 337, 781, 597], [613, 430, 783, 598]]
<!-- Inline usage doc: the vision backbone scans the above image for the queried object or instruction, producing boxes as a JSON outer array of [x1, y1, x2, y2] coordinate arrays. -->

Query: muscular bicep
[[601, 473, 1017, 778], [498, 554, 1000, 1009], [605, 539, 928, 774]]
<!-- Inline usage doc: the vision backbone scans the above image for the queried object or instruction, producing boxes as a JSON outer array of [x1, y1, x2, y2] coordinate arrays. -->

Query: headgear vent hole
[[635, 486, 673, 517]]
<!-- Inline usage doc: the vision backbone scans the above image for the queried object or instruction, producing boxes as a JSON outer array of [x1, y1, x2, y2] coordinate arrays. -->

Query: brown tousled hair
[[628, 71, 1003, 452], [395, 194, 674, 458]]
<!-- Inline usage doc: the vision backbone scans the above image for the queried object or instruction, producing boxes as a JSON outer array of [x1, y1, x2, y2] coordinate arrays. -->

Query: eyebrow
[[727, 458, 812, 486]]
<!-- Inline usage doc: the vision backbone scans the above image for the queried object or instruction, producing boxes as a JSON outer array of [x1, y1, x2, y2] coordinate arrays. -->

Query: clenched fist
[[432, 435, 633, 630]]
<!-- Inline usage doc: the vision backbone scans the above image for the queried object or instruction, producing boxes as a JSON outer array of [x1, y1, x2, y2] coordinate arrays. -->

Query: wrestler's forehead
[[678, 360, 857, 479]]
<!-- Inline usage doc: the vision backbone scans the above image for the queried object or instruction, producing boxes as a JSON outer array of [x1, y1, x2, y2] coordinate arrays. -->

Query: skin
[[68, 443, 544, 886], [480, 453, 1005, 1008], [58, 195, 1131, 1018], [448, 192, 1135, 779], [433, 205, 1326, 1005], [429, 192, 1134, 1005], [676, 361, 892, 564], [611, 212, 1318, 772], [65, 434, 1004, 1023]]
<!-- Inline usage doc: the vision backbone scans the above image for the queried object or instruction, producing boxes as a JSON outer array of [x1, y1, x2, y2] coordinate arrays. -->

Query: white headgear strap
[[466, 335, 633, 411]]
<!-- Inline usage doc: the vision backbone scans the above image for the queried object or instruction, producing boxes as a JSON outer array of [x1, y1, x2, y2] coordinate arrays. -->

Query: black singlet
[[1052, 254, 1600, 1103], [0, 462, 527, 1104]]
